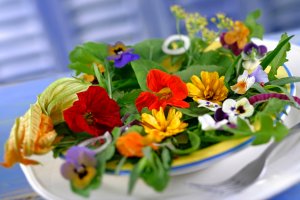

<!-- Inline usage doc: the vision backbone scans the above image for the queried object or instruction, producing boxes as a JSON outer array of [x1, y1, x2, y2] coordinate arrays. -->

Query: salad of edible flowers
[[2, 5, 300, 197]]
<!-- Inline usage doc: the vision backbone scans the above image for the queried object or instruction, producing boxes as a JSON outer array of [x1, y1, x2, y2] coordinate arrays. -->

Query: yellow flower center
[[83, 112, 94, 125], [157, 87, 173, 100], [72, 166, 97, 189]]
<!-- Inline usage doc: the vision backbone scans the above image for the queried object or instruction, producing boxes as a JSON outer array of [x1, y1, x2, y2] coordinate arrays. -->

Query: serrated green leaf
[[262, 98, 288, 117], [252, 113, 288, 145], [260, 34, 293, 80], [244, 10, 264, 39]]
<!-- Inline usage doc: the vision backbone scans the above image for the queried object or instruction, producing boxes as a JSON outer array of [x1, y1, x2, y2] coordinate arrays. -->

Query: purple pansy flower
[[242, 42, 268, 73], [61, 146, 97, 189], [250, 65, 269, 84], [214, 108, 229, 122], [107, 41, 140, 68], [243, 42, 267, 57]]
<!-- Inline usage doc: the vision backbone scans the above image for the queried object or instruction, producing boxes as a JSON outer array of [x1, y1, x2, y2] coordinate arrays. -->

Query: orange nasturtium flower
[[1, 104, 57, 167], [186, 71, 228, 104], [224, 21, 249, 49], [141, 107, 188, 143], [116, 132, 157, 157], [135, 69, 189, 112]]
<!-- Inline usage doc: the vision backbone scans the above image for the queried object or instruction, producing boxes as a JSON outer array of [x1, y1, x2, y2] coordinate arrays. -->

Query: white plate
[[21, 40, 300, 200]]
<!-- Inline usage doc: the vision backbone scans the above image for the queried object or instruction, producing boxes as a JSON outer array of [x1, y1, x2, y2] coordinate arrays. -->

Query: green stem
[[104, 61, 113, 98], [176, 19, 181, 35]]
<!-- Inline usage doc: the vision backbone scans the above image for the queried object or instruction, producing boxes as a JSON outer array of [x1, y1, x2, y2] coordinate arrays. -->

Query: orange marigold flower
[[186, 71, 228, 104], [135, 69, 189, 112], [116, 132, 157, 157], [224, 21, 249, 49]]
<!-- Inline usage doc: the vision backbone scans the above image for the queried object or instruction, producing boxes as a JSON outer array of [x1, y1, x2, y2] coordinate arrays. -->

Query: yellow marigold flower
[[224, 21, 250, 49], [186, 71, 228, 103], [141, 107, 188, 143]]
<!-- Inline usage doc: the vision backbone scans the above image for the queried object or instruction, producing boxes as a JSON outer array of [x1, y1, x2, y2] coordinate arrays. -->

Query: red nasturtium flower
[[63, 86, 122, 136], [135, 69, 189, 111]]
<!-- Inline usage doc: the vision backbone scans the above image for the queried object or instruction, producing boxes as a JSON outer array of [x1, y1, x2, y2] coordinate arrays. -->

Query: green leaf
[[131, 59, 165, 90], [251, 82, 268, 94], [175, 65, 227, 82], [260, 34, 293, 80], [267, 76, 300, 86], [116, 89, 142, 105], [244, 10, 264, 39], [262, 98, 288, 117], [176, 102, 210, 118], [225, 56, 241, 83], [133, 39, 164, 62], [140, 152, 170, 192], [69, 46, 101, 63], [69, 62, 94, 75], [193, 50, 233, 68], [83, 42, 108, 60], [93, 64, 107, 89], [222, 118, 253, 136], [170, 131, 201, 155], [252, 113, 288, 145], [124, 125, 144, 134], [161, 148, 172, 169], [68, 42, 108, 75], [128, 157, 147, 194]]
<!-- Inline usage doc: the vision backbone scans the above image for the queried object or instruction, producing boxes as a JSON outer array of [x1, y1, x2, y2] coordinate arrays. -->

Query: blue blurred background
[[1, 0, 300, 199], [1, 0, 300, 83]]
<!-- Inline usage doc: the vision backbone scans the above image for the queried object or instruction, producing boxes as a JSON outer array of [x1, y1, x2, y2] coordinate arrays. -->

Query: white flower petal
[[198, 114, 228, 131], [198, 100, 220, 111], [246, 76, 255, 89], [222, 99, 237, 114], [237, 70, 249, 82]]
